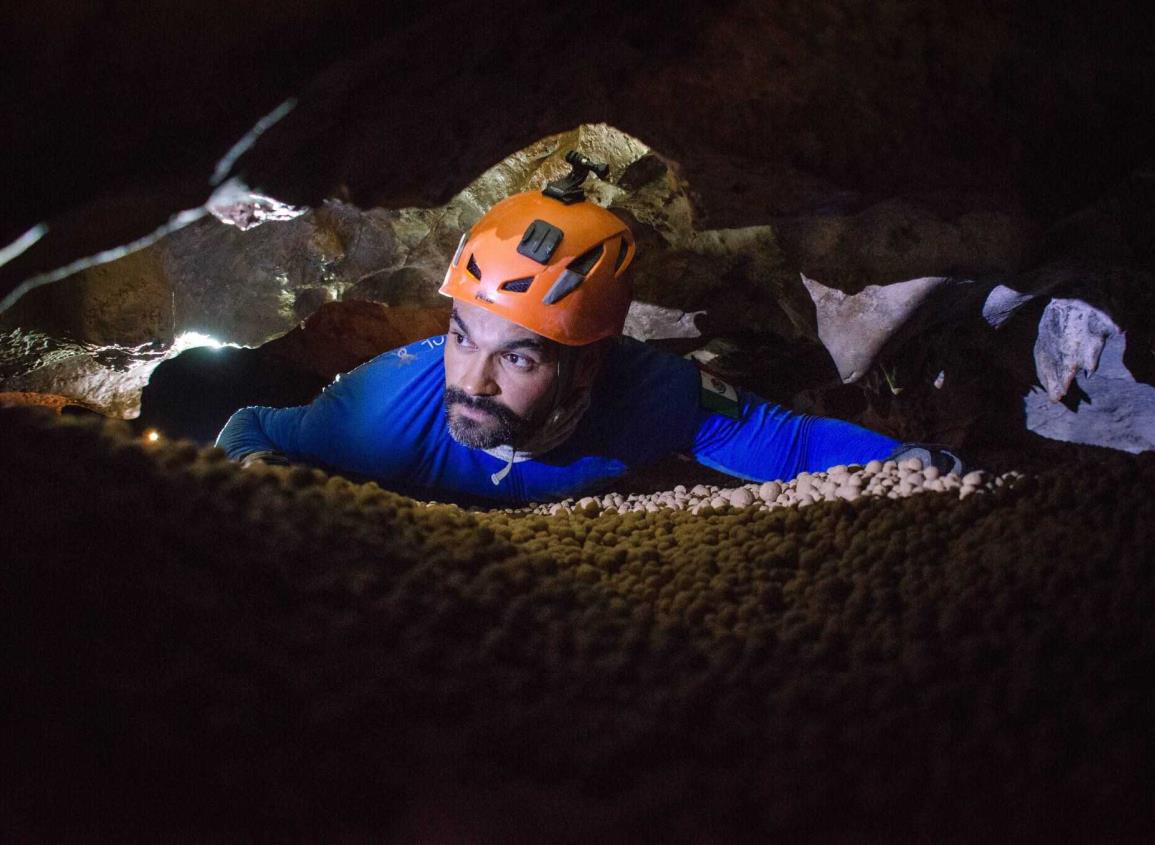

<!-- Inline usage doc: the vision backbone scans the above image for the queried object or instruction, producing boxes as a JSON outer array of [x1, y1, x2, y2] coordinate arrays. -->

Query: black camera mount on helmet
[[543, 151, 611, 205]]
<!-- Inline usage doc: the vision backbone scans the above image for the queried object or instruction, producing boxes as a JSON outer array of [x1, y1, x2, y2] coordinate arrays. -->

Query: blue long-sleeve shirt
[[216, 335, 898, 504]]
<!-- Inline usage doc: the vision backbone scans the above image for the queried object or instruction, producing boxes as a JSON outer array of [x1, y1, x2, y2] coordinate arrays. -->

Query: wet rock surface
[[6, 409, 1155, 841], [0, 327, 172, 419]]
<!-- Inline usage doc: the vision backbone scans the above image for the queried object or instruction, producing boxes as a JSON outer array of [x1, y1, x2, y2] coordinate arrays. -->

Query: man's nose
[[459, 354, 499, 396]]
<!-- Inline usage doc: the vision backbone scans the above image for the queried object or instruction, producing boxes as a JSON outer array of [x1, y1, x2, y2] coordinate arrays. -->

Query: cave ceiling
[[4, 0, 1154, 302]]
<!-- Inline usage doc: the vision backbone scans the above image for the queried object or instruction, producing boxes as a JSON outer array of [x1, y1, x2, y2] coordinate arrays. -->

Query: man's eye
[[451, 331, 473, 347], [504, 353, 534, 370]]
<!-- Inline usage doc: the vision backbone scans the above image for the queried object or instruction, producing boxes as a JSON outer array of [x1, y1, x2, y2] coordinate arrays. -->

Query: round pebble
[[507, 456, 1016, 517]]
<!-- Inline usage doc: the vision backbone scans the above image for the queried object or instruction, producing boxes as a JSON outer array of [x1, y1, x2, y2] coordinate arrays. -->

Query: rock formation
[[6, 410, 1154, 841], [4, 1, 1155, 838]]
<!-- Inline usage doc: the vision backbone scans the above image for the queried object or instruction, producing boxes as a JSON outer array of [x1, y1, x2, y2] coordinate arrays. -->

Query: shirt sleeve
[[213, 339, 443, 481], [689, 386, 899, 482], [214, 404, 307, 459], [213, 374, 370, 469]]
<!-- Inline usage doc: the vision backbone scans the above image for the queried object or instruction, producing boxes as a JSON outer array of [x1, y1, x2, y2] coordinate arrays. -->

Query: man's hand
[[887, 443, 966, 476], [239, 450, 291, 469]]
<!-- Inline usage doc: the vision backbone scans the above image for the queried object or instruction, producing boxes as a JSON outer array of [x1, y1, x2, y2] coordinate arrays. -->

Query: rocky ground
[[507, 460, 1017, 518], [6, 407, 1154, 842]]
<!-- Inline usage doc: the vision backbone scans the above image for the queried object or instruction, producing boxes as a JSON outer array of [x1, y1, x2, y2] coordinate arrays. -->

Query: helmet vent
[[613, 238, 629, 274], [466, 254, 482, 280], [569, 244, 604, 275], [542, 270, 583, 305], [451, 231, 469, 267], [500, 277, 534, 293], [542, 244, 605, 305]]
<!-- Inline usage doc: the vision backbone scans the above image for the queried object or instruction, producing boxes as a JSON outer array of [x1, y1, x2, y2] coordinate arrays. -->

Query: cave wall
[[3, 0, 1154, 459]]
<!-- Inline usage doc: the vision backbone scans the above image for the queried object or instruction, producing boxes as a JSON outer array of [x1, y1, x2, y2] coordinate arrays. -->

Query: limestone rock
[[982, 283, 1037, 328], [263, 300, 450, 381], [775, 199, 1040, 294], [1033, 298, 1121, 403], [0, 391, 90, 413], [1026, 331, 1155, 453], [802, 273, 952, 383], [343, 266, 444, 309], [0, 243, 173, 347], [617, 153, 669, 191], [622, 301, 703, 342], [2, 125, 818, 404], [206, 179, 308, 231], [0, 345, 164, 419]]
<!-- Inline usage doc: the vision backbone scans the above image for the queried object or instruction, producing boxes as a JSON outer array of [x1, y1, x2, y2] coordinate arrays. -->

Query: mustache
[[443, 386, 525, 426]]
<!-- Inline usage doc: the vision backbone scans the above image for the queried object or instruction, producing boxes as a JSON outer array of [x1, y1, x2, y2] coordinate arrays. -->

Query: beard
[[443, 386, 537, 450]]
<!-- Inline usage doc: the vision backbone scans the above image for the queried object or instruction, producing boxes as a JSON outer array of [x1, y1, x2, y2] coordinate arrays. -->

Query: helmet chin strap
[[549, 345, 580, 419]]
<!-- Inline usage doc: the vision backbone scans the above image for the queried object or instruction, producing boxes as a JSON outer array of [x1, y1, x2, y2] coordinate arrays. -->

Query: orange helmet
[[439, 189, 636, 346]]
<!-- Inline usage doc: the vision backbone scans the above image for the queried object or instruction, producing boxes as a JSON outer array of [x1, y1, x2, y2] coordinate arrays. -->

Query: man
[[217, 154, 954, 504]]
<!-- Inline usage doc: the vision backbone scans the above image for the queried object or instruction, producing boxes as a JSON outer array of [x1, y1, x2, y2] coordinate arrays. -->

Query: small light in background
[[173, 331, 226, 352], [145, 429, 160, 443]]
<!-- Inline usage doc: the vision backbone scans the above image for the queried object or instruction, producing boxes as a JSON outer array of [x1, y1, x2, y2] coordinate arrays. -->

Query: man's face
[[443, 301, 559, 449]]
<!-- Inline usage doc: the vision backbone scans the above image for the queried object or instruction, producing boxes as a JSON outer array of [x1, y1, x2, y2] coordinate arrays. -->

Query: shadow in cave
[[135, 346, 327, 445]]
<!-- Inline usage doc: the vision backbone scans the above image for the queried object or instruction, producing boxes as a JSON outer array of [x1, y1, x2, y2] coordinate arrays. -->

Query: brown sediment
[[0, 390, 85, 413], [5, 408, 1154, 842]]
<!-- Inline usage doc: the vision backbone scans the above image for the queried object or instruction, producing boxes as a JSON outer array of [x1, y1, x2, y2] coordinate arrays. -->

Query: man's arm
[[215, 405, 309, 464], [689, 382, 900, 482], [213, 339, 445, 480], [214, 363, 372, 469], [599, 340, 900, 484]]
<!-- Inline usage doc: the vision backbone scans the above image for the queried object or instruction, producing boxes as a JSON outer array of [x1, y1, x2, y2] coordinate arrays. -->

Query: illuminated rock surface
[[4, 2, 1154, 457], [7, 409, 1154, 841]]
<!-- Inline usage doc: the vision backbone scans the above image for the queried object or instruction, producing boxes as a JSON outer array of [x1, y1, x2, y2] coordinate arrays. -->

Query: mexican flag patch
[[698, 369, 741, 419]]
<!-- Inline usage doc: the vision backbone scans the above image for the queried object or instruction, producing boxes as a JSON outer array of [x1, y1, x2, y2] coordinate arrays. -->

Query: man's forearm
[[795, 415, 899, 476], [691, 391, 899, 482], [215, 407, 292, 461]]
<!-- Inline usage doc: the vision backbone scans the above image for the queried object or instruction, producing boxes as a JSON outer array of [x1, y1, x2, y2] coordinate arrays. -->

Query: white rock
[[758, 481, 782, 502], [729, 488, 755, 508]]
